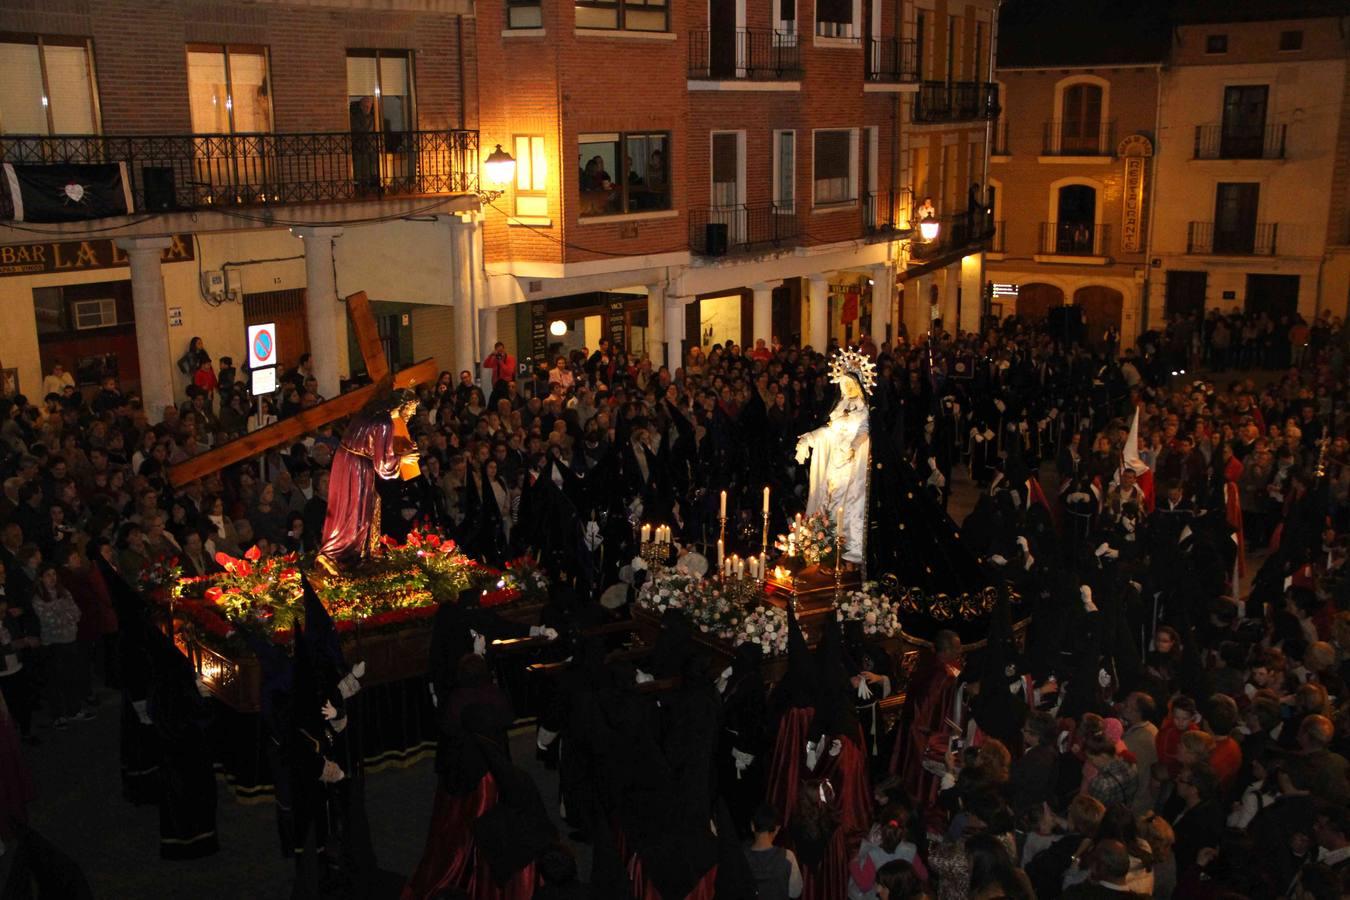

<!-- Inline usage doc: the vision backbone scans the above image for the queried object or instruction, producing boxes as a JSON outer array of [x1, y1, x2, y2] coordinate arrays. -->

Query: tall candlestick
[[720, 490, 727, 519], [641, 524, 651, 544], [717, 539, 724, 568], [762, 486, 770, 515]]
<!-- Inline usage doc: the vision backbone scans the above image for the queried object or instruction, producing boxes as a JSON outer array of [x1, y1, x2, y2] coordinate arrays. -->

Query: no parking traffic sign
[[247, 322, 277, 369]]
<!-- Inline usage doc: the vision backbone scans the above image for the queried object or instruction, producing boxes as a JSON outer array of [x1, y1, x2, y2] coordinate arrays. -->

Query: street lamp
[[480, 144, 517, 201], [918, 219, 941, 242], [549, 320, 567, 336]]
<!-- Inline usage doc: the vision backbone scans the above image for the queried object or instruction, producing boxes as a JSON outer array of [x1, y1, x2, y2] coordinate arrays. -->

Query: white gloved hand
[[732, 748, 754, 778], [805, 740, 820, 770], [856, 678, 873, 701], [1016, 536, 1030, 554], [351, 661, 366, 679], [322, 700, 338, 721], [990, 554, 1008, 566], [635, 669, 654, 685], [133, 700, 152, 725], [829, 739, 842, 757], [1081, 585, 1098, 613], [471, 630, 487, 656], [1024, 553, 1035, 571], [529, 625, 558, 640], [537, 725, 559, 750], [338, 672, 361, 700]]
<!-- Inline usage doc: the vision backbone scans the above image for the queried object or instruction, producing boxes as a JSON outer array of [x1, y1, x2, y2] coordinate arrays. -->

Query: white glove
[[717, 666, 733, 694], [471, 629, 487, 656], [995, 399, 1006, 413], [1081, 585, 1098, 613], [1024, 553, 1035, 571], [1016, 536, 1030, 554], [990, 554, 1008, 566], [805, 740, 820, 770], [537, 725, 559, 751], [351, 661, 366, 679], [732, 748, 754, 778], [829, 739, 842, 757], [196, 677, 211, 698], [338, 672, 361, 700], [529, 625, 559, 640], [322, 700, 338, 721], [856, 678, 873, 701], [428, 683, 438, 708], [635, 669, 654, 685], [133, 700, 152, 725], [1094, 542, 1118, 559]]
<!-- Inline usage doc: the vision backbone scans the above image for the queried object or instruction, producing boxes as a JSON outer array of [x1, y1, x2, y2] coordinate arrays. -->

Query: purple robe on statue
[[319, 412, 416, 562]]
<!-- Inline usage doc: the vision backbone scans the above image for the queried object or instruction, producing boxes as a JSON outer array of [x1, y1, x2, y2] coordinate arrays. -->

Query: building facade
[[0, 0, 482, 419], [1147, 9, 1347, 326]]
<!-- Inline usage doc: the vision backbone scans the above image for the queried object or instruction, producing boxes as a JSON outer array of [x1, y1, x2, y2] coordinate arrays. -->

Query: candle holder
[[718, 514, 727, 580], [760, 509, 770, 585], [640, 539, 672, 572], [833, 518, 844, 605]]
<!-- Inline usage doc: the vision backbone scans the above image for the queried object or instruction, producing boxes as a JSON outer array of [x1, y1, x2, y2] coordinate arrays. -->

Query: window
[[1221, 85, 1268, 158], [513, 135, 548, 218], [778, 0, 796, 40], [508, 0, 543, 28], [815, 0, 857, 39], [72, 298, 117, 330], [1060, 83, 1104, 154], [946, 15, 956, 82], [1214, 182, 1259, 253], [0, 36, 98, 135], [773, 130, 795, 212], [914, 12, 926, 80], [187, 44, 272, 133], [813, 129, 855, 206], [1279, 30, 1303, 51], [576, 0, 668, 32], [578, 132, 669, 216], [974, 22, 984, 82], [346, 51, 414, 134], [1205, 34, 1227, 54]]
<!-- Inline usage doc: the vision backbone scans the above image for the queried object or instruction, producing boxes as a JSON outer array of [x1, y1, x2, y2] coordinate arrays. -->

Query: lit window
[[0, 36, 99, 135], [578, 132, 670, 217], [513, 135, 548, 218], [72, 298, 117, 330]]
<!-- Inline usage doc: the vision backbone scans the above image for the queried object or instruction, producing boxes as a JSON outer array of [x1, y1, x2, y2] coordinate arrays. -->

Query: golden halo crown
[[828, 348, 876, 397]]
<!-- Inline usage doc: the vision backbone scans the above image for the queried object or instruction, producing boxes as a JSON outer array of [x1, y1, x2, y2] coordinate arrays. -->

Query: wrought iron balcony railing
[[909, 211, 996, 259], [688, 29, 802, 80], [1193, 124, 1287, 160], [864, 37, 917, 83], [0, 129, 480, 219], [863, 189, 914, 235], [1186, 221, 1278, 255], [913, 81, 1000, 124], [1042, 119, 1116, 156], [1039, 221, 1111, 256], [690, 203, 799, 256]]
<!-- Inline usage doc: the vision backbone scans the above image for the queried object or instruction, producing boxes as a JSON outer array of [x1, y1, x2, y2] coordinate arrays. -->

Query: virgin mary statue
[[795, 349, 875, 566]]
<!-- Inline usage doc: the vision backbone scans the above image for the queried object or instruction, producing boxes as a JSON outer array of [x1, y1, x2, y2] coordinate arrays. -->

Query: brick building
[[0, 0, 481, 418], [474, 0, 1000, 367]]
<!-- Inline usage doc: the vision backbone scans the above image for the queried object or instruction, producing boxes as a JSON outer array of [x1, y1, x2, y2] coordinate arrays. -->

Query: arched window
[[1060, 83, 1103, 154], [1053, 183, 1098, 255]]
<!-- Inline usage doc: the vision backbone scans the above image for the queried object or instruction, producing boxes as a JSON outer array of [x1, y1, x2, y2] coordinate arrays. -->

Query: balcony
[[1039, 221, 1111, 257], [1193, 124, 1287, 160], [689, 203, 799, 256], [0, 130, 480, 220], [909, 211, 996, 260], [1186, 221, 1279, 255], [864, 37, 917, 83], [1041, 120, 1116, 157], [862, 189, 910, 235], [913, 81, 1000, 124], [688, 29, 801, 81]]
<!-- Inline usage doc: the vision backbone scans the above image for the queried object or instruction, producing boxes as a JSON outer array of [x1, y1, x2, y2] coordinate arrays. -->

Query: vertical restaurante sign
[[0, 233, 194, 277], [1117, 135, 1154, 254]]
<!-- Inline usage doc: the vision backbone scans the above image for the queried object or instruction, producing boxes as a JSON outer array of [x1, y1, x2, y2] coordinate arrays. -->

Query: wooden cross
[[168, 290, 438, 487]]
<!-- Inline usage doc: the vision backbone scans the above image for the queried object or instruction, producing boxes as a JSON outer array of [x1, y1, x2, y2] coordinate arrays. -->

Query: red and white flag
[[1121, 406, 1155, 512]]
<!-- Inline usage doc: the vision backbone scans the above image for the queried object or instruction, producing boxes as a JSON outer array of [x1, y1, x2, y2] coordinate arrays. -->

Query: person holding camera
[[483, 341, 516, 388]]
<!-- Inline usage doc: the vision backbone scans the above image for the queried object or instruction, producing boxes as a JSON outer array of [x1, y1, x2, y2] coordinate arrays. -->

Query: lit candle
[[760, 552, 767, 578], [788, 536, 796, 556], [720, 490, 727, 519], [641, 524, 651, 544], [737, 559, 745, 579], [763, 486, 770, 515], [717, 538, 724, 568]]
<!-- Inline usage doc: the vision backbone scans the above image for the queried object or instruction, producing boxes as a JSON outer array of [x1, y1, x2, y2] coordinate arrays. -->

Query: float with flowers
[[156, 524, 550, 713]]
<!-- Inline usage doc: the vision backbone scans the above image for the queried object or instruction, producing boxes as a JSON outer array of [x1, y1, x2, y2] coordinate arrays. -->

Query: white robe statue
[[795, 374, 870, 564]]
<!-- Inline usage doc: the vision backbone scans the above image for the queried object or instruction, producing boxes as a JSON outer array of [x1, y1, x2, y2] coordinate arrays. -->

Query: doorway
[[244, 289, 309, 371], [1015, 283, 1064, 322], [1221, 85, 1268, 159], [1244, 274, 1299, 320], [1073, 285, 1124, 347], [1214, 183, 1259, 254], [1164, 270, 1207, 320], [708, 0, 737, 78], [1055, 185, 1096, 254]]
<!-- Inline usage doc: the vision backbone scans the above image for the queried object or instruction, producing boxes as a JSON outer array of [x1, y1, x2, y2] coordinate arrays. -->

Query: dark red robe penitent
[[888, 655, 961, 805], [320, 410, 416, 562]]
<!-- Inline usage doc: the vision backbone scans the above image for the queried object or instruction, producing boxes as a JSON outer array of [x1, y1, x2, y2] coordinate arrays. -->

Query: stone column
[[646, 282, 666, 368], [960, 252, 984, 334], [807, 275, 830, 352], [479, 306, 498, 393], [293, 226, 346, 398], [665, 295, 689, 372], [870, 264, 893, 344], [116, 236, 174, 423], [442, 215, 477, 380], [750, 280, 779, 349]]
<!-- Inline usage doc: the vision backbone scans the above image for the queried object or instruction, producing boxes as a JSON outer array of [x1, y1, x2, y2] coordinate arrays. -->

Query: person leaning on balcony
[[916, 196, 936, 221]]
